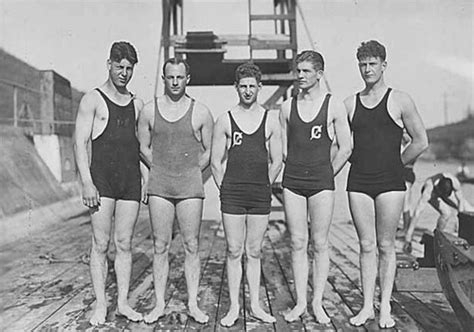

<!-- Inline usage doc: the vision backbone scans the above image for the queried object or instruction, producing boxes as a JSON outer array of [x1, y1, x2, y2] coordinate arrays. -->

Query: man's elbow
[[341, 145, 353, 160], [421, 136, 429, 152]]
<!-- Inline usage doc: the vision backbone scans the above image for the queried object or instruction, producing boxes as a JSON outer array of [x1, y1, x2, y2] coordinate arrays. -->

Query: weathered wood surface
[[0, 202, 462, 331]]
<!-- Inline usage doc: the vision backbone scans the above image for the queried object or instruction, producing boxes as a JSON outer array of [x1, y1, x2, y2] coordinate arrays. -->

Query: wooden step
[[250, 14, 295, 21]]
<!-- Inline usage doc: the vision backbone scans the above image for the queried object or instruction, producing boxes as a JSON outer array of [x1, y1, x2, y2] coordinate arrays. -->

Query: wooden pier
[[0, 178, 462, 331]]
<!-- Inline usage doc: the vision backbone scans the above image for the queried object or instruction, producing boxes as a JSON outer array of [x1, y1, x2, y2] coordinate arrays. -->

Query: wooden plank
[[331, 221, 448, 331], [243, 261, 275, 332], [267, 225, 334, 331], [250, 14, 296, 21], [169, 34, 291, 47], [410, 292, 462, 331], [214, 262, 246, 331], [185, 221, 225, 330], [250, 40, 296, 50], [1, 213, 98, 328], [165, 219, 217, 330], [35, 243, 153, 330], [261, 73, 296, 82], [31, 213, 154, 330], [262, 230, 301, 332]]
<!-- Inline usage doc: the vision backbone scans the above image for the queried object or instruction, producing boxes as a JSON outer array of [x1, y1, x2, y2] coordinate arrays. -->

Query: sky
[[0, 0, 472, 128]]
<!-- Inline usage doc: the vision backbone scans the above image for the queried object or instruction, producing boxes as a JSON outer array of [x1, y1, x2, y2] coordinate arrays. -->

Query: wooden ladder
[[248, 0, 297, 60]]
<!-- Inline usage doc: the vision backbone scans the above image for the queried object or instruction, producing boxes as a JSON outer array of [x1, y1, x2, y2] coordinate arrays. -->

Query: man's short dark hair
[[356, 40, 386, 61], [109, 41, 138, 64], [295, 50, 325, 71], [235, 62, 262, 83], [162, 57, 190, 76], [437, 177, 454, 198]]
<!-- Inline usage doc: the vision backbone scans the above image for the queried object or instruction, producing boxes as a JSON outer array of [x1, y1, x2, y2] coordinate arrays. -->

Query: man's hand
[[82, 182, 100, 208], [141, 182, 149, 205]]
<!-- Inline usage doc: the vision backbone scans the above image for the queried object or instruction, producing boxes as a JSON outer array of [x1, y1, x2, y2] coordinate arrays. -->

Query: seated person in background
[[403, 172, 474, 253]]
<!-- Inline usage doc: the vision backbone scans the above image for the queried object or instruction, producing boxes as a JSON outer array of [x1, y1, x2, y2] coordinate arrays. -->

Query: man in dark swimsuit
[[404, 172, 473, 252], [211, 62, 282, 327], [343, 40, 428, 328], [74, 41, 144, 325], [279, 51, 352, 324], [137, 58, 213, 324]]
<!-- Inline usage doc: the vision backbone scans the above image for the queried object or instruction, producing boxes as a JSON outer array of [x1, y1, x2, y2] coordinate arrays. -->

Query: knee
[[153, 238, 171, 255], [245, 244, 262, 260], [227, 243, 244, 261], [312, 239, 329, 254], [92, 235, 110, 255], [290, 234, 308, 253], [378, 239, 395, 255], [183, 236, 199, 256], [359, 239, 376, 254], [115, 236, 132, 253]]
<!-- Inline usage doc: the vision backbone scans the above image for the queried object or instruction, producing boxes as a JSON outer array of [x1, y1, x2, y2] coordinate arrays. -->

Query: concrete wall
[[1, 48, 84, 183], [0, 126, 68, 217]]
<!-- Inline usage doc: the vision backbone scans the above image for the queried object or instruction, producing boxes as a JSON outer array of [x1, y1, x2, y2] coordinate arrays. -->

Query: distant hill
[[423, 116, 474, 160]]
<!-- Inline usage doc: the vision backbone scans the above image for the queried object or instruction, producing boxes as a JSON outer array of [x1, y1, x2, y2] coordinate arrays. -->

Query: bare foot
[[144, 303, 165, 324], [283, 304, 306, 322], [89, 302, 107, 326], [250, 305, 276, 323], [349, 307, 375, 327], [379, 303, 395, 328], [379, 315, 395, 329], [312, 302, 330, 324], [188, 305, 209, 324], [117, 304, 143, 322], [220, 306, 239, 327]]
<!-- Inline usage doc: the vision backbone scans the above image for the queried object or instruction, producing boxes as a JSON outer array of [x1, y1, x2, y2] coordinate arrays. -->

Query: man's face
[[358, 56, 386, 85], [163, 63, 189, 98], [296, 61, 322, 91], [108, 58, 134, 88], [236, 77, 261, 107]]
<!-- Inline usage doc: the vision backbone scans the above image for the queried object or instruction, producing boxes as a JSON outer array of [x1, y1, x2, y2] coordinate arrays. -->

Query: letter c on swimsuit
[[233, 132, 243, 146], [310, 125, 322, 140]]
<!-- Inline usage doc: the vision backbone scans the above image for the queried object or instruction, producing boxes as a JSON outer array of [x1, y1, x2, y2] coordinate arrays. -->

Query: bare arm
[[196, 104, 214, 171], [330, 99, 352, 175], [405, 181, 433, 245], [449, 174, 470, 212], [137, 102, 154, 203], [267, 111, 283, 184], [73, 92, 100, 208], [279, 99, 291, 163], [398, 92, 429, 165], [210, 115, 228, 189]]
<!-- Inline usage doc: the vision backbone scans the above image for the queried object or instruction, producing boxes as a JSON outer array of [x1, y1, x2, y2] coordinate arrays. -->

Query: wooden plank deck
[[0, 196, 463, 331]]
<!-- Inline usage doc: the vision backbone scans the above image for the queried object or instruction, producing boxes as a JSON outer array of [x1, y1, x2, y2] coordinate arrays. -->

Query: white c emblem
[[233, 132, 243, 146], [310, 125, 322, 140]]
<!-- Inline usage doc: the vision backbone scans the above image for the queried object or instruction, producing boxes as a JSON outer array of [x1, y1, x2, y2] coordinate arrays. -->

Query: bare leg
[[282, 188, 309, 322], [376, 191, 404, 329], [144, 196, 175, 324], [402, 182, 413, 231], [246, 214, 276, 323], [176, 198, 208, 323], [114, 200, 142, 322], [308, 190, 334, 324], [404, 183, 431, 252], [348, 192, 376, 326], [220, 213, 246, 327], [89, 198, 115, 326]]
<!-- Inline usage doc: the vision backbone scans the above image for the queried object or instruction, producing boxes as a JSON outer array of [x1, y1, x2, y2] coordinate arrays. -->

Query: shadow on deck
[[0, 200, 462, 331]]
